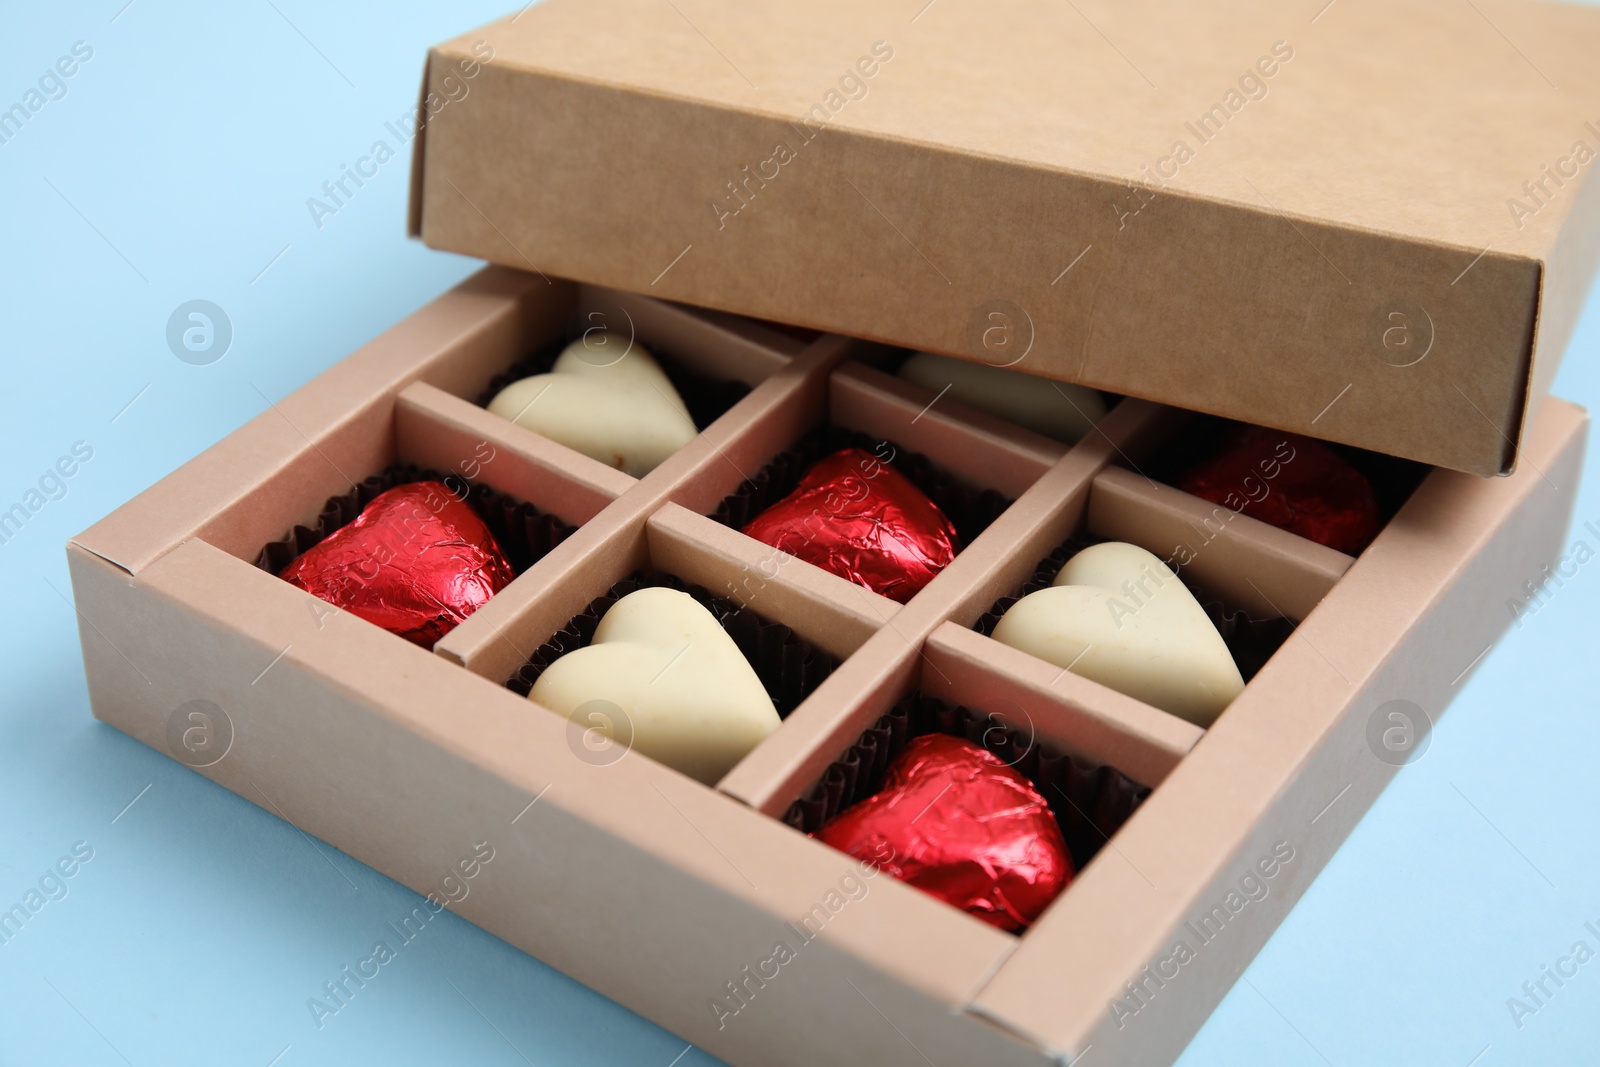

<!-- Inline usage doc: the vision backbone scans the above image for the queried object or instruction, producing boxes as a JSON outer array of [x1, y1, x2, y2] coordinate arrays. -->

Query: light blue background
[[2, 3, 1598, 1065]]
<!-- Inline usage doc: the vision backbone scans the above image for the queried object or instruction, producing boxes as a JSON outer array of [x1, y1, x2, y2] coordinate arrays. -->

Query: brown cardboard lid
[[409, 0, 1600, 476]]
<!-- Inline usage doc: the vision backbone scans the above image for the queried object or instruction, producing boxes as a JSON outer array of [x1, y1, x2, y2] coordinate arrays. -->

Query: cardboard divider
[[776, 679, 1164, 924], [222, 370, 633, 583], [668, 345, 1047, 540], [436, 340, 857, 680], [943, 400, 1178, 627], [970, 398, 1590, 1064], [1123, 411, 1432, 560], [67, 535, 1029, 1066], [720, 401, 1172, 815], [684, 359, 1033, 620], [646, 503, 891, 661], [409, 278, 803, 523], [575, 284, 799, 386], [690, 307, 821, 361], [829, 363, 1068, 500], [67, 245, 1595, 1067], [436, 504, 655, 677], [438, 471, 893, 696], [422, 280, 796, 414], [251, 461, 577, 590], [194, 397, 400, 568], [722, 615, 1189, 930], [823, 367, 1044, 507], [655, 339, 847, 516], [503, 566, 843, 724], [1087, 466, 1352, 622], [971, 536, 1297, 691], [921, 623, 1202, 790], [411, 276, 578, 402], [395, 380, 634, 524]]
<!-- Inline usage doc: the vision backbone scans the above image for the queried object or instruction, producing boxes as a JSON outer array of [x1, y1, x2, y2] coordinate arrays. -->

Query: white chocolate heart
[[898, 352, 1107, 444], [990, 542, 1243, 726], [527, 587, 781, 784], [487, 333, 698, 477]]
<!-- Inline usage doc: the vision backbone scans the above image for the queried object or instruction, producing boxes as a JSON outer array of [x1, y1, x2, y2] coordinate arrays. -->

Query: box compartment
[[68, 267, 1589, 1066]]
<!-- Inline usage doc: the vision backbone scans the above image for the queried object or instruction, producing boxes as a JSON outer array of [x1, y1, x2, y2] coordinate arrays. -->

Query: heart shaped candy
[[527, 587, 781, 785], [742, 448, 959, 603], [816, 734, 1071, 931], [1178, 426, 1382, 554], [899, 351, 1107, 444], [279, 481, 514, 647], [487, 332, 698, 477], [991, 542, 1244, 726]]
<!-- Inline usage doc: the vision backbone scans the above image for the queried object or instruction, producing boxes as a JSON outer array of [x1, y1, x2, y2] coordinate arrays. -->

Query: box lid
[[409, 0, 1600, 476]]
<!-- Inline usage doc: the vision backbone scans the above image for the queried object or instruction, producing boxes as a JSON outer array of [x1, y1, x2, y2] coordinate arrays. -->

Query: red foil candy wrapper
[[279, 481, 514, 647], [741, 448, 958, 603], [815, 734, 1072, 931], [1178, 426, 1382, 554]]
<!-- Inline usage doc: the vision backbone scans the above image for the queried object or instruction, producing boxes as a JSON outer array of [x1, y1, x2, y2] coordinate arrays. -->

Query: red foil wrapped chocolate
[[741, 448, 958, 603], [815, 734, 1071, 931], [279, 481, 514, 647], [1178, 426, 1382, 554]]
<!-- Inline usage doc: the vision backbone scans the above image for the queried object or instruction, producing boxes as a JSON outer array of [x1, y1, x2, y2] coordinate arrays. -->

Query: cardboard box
[[409, 0, 1600, 477], [69, 266, 1587, 1066]]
